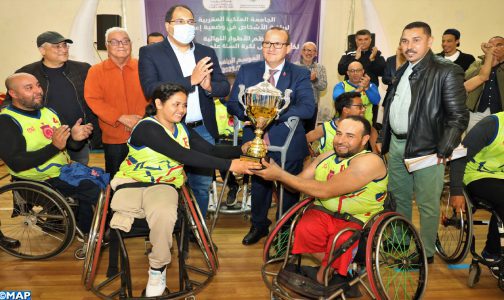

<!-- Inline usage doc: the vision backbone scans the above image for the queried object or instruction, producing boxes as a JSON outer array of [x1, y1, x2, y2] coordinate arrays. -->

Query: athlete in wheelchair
[[254, 116, 427, 299], [447, 112, 504, 290], [0, 73, 104, 259], [99, 83, 260, 297]]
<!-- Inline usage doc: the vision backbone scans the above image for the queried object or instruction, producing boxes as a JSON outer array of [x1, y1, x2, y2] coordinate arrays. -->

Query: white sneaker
[[145, 268, 166, 297]]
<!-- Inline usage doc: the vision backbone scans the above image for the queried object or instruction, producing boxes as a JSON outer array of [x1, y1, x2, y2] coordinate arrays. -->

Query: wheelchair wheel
[[181, 185, 218, 273], [366, 212, 427, 300], [263, 197, 314, 263], [0, 181, 76, 259], [82, 186, 111, 289], [436, 186, 472, 264], [467, 262, 481, 288]]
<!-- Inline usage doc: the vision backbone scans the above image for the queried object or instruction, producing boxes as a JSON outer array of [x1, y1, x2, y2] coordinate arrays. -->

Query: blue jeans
[[186, 124, 215, 217]]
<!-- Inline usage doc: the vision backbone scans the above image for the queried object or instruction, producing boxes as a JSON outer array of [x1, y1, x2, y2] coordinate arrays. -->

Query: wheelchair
[[436, 184, 504, 290], [261, 197, 428, 300], [0, 178, 106, 260], [82, 184, 218, 299]]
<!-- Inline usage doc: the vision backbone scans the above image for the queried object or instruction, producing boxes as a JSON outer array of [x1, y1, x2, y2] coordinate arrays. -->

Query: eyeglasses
[[262, 41, 289, 49], [49, 43, 70, 50], [350, 104, 366, 110], [107, 39, 131, 47], [169, 19, 196, 25], [348, 69, 364, 73], [302, 48, 315, 53]]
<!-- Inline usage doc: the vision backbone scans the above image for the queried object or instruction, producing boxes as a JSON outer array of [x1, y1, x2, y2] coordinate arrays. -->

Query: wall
[[0, 0, 502, 111]]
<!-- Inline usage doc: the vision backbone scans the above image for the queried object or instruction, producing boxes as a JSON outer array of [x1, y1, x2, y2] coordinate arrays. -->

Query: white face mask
[[172, 24, 195, 44]]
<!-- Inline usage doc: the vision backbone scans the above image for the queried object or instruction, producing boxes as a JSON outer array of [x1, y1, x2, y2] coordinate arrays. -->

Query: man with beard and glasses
[[253, 116, 387, 285], [377, 21, 468, 264], [0, 73, 100, 237]]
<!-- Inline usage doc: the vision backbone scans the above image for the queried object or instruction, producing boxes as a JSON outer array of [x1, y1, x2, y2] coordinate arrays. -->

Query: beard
[[334, 146, 360, 158], [18, 96, 43, 110]]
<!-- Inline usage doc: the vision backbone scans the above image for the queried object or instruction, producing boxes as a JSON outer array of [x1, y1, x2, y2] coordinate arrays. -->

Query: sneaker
[[145, 268, 167, 297]]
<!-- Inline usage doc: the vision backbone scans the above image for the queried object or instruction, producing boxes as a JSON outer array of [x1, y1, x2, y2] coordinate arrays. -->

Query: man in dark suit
[[138, 4, 230, 217], [227, 27, 315, 245]]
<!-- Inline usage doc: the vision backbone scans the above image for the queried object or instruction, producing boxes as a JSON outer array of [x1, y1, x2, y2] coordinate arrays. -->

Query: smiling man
[[253, 116, 387, 284], [378, 21, 469, 264], [13, 31, 96, 165], [295, 42, 327, 131], [437, 28, 475, 71], [85, 27, 148, 178], [227, 27, 315, 245]]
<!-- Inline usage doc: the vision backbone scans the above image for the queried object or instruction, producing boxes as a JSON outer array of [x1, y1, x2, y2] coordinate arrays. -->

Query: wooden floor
[[0, 153, 503, 299]]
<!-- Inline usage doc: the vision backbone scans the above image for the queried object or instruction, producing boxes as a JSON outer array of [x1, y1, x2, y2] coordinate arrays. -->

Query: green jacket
[[465, 56, 504, 111]]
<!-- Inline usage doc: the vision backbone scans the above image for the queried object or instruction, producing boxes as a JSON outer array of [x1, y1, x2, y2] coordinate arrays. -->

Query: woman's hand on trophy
[[229, 159, 262, 175], [251, 158, 283, 181]]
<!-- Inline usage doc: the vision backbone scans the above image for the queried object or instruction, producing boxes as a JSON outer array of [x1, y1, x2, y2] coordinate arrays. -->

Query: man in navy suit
[[138, 5, 230, 217], [228, 27, 315, 245]]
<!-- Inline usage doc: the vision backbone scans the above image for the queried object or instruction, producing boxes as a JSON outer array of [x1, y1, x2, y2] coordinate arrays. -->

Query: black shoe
[[0, 232, 20, 249], [226, 185, 239, 207], [242, 226, 269, 245]]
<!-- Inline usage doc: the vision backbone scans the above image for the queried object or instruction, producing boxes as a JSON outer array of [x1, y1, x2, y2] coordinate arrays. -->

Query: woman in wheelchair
[[109, 83, 261, 297], [254, 116, 387, 286], [449, 112, 504, 279]]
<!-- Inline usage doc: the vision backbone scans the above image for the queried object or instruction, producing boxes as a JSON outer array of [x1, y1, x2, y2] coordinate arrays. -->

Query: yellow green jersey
[[342, 81, 373, 124], [319, 119, 338, 154], [0, 106, 69, 181], [115, 117, 189, 188], [314, 150, 387, 223], [464, 112, 504, 185]]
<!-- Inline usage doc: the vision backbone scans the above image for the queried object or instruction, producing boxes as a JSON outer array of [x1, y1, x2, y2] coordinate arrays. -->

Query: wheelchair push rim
[[0, 181, 76, 260], [82, 185, 111, 289], [366, 212, 427, 300], [436, 189, 472, 264]]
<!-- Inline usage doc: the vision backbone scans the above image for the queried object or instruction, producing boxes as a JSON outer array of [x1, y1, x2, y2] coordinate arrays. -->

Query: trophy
[[238, 72, 291, 163]]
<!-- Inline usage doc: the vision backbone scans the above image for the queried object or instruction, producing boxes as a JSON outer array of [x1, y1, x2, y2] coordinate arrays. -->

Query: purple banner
[[145, 0, 320, 74]]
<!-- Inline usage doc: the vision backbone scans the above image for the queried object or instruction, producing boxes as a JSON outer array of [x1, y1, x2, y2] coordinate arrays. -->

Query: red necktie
[[268, 69, 279, 86]]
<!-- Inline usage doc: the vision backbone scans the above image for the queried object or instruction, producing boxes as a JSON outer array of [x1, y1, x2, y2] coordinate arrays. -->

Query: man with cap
[[437, 28, 475, 71], [13, 31, 97, 165], [138, 4, 229, 217]]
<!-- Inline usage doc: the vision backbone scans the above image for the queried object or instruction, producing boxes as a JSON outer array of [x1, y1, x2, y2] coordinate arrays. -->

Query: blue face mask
[[173, 24, 195, 44]]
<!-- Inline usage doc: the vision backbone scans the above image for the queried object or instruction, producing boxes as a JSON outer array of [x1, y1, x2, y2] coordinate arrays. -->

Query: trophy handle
[[276, 89, 292, 119], [237, 84, 247, 116]]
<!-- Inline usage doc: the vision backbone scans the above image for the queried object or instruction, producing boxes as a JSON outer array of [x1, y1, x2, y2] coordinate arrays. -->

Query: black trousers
[[46, 177, 101, 233], [103, 143, 129, 179], [467, 178, 504, 254], [250, 159, 304, 230]]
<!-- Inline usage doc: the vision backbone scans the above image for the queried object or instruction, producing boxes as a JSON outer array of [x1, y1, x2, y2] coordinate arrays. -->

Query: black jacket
[[436, 50, 475, 72], [11, 60, 101, 148], [338, 49, 386, 86], [14, 60, 94, 124], [379, 50, 469, 159]]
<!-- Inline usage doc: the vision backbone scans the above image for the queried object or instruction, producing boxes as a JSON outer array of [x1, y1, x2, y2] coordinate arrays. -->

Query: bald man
[[296, 41, 327, 131], [0, 73, 100, 235], [333, 61, 380, 126]]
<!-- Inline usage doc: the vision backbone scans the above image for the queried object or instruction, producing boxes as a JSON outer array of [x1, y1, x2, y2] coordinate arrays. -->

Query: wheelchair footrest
[[277, 263, 349, 298]]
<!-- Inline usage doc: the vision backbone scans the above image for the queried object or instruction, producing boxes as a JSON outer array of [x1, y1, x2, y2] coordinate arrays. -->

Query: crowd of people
[[0, 3, 503, 297]]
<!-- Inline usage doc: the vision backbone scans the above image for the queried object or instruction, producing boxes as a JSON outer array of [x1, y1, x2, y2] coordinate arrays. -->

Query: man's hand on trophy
[[251, 158, 283, 181], [241, 140, 266, 154], [229, 159, 262, 175], [191, 57, 213, 86]]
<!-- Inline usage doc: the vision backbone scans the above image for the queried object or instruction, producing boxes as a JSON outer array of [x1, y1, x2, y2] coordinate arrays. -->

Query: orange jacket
[[85, 58, 147, 144]]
